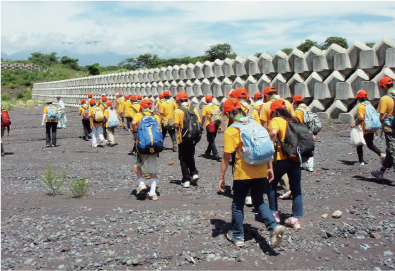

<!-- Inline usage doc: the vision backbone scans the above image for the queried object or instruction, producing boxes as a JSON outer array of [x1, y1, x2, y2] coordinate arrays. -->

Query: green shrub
[[1, 93, 11, 101], [40, 164, 66, 196], [327, 115, 333, 127], [9, 83, 16, 89], [1, 101, 13, 111], [64, 177, 90, 198], [16, 92, 24, 99]]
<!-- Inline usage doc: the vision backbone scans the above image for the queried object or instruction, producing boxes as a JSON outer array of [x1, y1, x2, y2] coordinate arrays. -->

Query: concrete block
[[245, 55, 259, 76], [157, 82, 164, 94], [160, 67, 167, 81], [193, 62, 204, 79], [373, 36, 395, 67], [359, 49, 378, 69], [233, 56, 247, 77], [153, 68, 160, 82], [369, 67, 395, 101], [334, 52, 351, 71], [201, 78, 212, 96], [172, 65, 180, 81], [257, 74, 272, 92], [278, 58, 291, 74], [186, 63, 196, 80], [148, 69, 154, 82], [294, 72, 322, 102], [177, 80, 186, 93], [170, 81, 178, 97], [210, 78, 222, 98], [190, 97, 199, 109], [245, 75, 258, 97], [185, 80, 194, 97], [324, 100, 348, 119], [166, 66, 174, 81], [386, 47, 395, 68], [151, 82, 158, 96], [271, 74, 287, 91], [258, 53, 275, 75], [272, 50, 288, 74], [213, 59, 224, 78], [278, 73, 304, 99], [337, 69, 369, 102], [325, 43, 346, 70], [232, 76, 246, 90], [133, 72, 140, 83], [222, 58, 235, 78], [308, 99, 326, 113], [135, 83, 142, 95], [348, 40, 371, 68], [203, 61, 214, 78], [304, 46, 323, 72], [139, 70, 145, 83], [131, 83, 136, 95], [221, 77, 233, 96], [287, 48, 304, 73], [339, 105, 358, 124], [314, 71, 345, 102], [163, 81, 170, 91], [147, 82, 153, 96], [192, 79, 203, 97], [179, 64, 187, 80]]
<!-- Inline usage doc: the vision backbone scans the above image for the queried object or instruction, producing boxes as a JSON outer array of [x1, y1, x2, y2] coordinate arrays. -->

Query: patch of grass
[[64, 177, 90, 198], [1, 101, 14, 111], [1, 93, 11, 101], [327, 115, 333, 127], [40, 164, 66, 196]]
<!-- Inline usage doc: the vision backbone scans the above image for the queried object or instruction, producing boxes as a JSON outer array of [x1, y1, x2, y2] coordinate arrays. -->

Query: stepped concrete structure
[[33, 37, 395, 123]]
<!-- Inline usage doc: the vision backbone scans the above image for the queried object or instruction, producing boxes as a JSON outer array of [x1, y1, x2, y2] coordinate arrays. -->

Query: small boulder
[[321, 214, 329, 219], [332, 210, 342, 219]]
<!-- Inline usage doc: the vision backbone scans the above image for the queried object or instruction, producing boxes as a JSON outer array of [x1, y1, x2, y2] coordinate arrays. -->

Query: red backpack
[[1, 108, 11, 127]]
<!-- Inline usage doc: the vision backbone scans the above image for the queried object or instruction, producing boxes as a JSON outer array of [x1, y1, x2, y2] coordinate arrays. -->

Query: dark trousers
[[383, 130, 395, 170], [82, 119, 91, 139], [103, 126, 107, 140], [232, 178, 279, 240], [126, 117, 132, 130], [162, 125, 177, 144], [45, 122, 57, 145], [178, 141, 198, 181], [356, 133, 382, 163], [205, 124, 218, 155]]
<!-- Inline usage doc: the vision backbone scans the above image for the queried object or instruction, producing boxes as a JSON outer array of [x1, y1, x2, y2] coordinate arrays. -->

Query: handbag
[[350, 125, 366, 147]]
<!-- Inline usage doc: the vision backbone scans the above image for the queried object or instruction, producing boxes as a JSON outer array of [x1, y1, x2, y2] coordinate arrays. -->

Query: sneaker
[[182, 181, 190, 188], [213, 154, 222, 162], [226, 230, 245, 247], [381, 154, 386, 163], [191, 175, 199, 184], [245, 196, 253, 206], [46, 144, 51, 147], [279, 191, 291, 200], [136, 183, 147, 195], [353, 162, 365, 166], [273, 213, 280, 223], [284, 217, 301, 230], [104, 140, 109, 145], [270, 225, 286, 248], [306, 167, 314, 172], [371, 170, 384, 180], [146, 193, 158, 201], [201, 153, 211, 158]]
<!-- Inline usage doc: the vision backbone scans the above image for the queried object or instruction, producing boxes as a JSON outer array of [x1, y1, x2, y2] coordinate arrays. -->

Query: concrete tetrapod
[[222, 58, 235, 78], [278, 73, 304, 100]]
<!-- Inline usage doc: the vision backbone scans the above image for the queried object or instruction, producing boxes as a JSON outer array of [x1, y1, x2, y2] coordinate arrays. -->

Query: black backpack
[[179, 106, 202, 144], [276, 117, 315, 164]]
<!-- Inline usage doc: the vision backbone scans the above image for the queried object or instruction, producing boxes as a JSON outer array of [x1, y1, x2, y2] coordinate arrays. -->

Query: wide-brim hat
[[46, 99, 53, 104]]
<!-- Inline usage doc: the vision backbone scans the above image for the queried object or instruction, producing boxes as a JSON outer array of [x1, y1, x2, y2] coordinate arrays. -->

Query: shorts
[[134, 153, 157, 174]]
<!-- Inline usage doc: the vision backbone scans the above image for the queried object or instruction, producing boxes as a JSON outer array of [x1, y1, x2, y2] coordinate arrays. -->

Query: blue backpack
[[137, 114, 164, 154], [230, 117, 274, 166], [383, 94, 395, 129], [47, 106, 57, 121], [363, 102, 381, 132], [107, 109, 119, 128]]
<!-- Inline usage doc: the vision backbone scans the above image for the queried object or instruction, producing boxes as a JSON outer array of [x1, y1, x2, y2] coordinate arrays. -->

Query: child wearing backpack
[[104, 101, 118, 147], [268, 100, 306, 230], [174, 92, 202, 188], [350, 90, 385, 166], [159, 90, 178, 152], [219, 98, 285, 248], [131, 99, 163, 200], [42, 99, 59, 147], [89, 99, 106, 148], [1, 106, 12, 156], [115, 93, 126, 130], [79, 99, 91, 141], [200, 95, 222, 161]]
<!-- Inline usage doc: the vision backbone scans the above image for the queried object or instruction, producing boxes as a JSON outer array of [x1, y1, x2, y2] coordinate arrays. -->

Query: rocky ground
[[1, 105, 395, 270]]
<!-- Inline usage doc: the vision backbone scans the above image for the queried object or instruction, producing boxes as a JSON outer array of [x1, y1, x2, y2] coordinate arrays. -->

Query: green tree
[[47, 52, 59, 66], [60, 56, 79, 70], [321, 37, 348, 49], [297, 39, 319, 53], [86, 63, 100, 75], [281, 48, 293, 55], [28, 52, 59, 67], [366, 42, 375, 48], [204, 43, 233, 61]]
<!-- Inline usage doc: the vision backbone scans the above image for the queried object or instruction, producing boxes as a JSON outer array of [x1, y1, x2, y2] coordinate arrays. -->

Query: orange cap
[[176, 92, 189, 100], [354, 89, 368, 99], [137, 95, 143, 100], [130, 95, 137, 101], [107, 101, 113, 106], [293, 94, 304, 102], [379, 76, 394, 88], [159, 93, 164, 99], [89, 99, 96, 105], [233, 87, 249, 98], [223, 98, 241, 116], [270, 99, 287, 117], [88, 93, 93, 98], [125, 95, 130, 100], [264, 86, 278, 96], [81, 99, 86, 103], [253, 92, 263, 99], [163, 90, 171, 97], [102, 96, 108, 101], [115, 92, 121, 97], [205, 95, 213, 102], [140, 99, 152, 109]]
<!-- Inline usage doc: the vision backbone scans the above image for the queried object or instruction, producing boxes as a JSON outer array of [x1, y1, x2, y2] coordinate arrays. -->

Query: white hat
[[101, 93, 106, 96]]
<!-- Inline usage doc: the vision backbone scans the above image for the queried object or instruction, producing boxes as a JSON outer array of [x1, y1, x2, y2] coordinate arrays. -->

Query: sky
[[2, 1, 395, 66]]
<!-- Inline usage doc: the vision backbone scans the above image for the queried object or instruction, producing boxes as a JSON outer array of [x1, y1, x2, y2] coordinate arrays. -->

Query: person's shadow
[[216, 185, 233, 199], [130, 187, 161, 200]]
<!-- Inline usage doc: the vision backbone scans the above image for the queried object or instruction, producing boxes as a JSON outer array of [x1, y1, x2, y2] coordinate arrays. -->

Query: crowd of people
[[1, 75, 394, 249]]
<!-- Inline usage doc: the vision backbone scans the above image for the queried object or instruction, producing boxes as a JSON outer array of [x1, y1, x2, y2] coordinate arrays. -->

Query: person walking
[[267, 100, 303, 229], [200, 94, 222, 161], [100, 96, 109, 144], [87, 93, 93, 105], [155, 93, 164, 114], [219, 98, 286, 248], [123, 95, 133, 132], [42, 99, 58, 147], [89, 99, 105, 148], [159, 90, 178, 152], [251, 92, 263, 122], [371, 76, 395, 180], [56, 96, 66, 129], [174, 92, 201, 188], [78, 99, 91, 141], [1, 106, 12, 156], [115, 93, 125, 130], [350, 90, 385, 166], [103, 101, 118, 147]]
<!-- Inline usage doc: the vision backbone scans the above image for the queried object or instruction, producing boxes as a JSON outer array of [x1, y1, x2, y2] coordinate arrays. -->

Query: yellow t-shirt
[[268, 117, 288, 161], [44, 106, 58, 122], [377, 94, 395, 131], [202, 104, 220, 126], [260, 99, 295, 126], [123, 101, 133, 118], [251, 108, 261, 124], [295, 109, 304, 124], [357, 103, 374, 134], [89, 106, 104, 127], [116, 98, 124, 113], [159, 100, 178, 123], [100, 103, 108, 113], [240, 104, 250, 114], [224, 120, 268, 180], [133, 112, 161, 130], [79, 104, 90, 120], [103, 108, 116, 128], [175, 105, 201, 144], [130, 104, 141, 118]]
